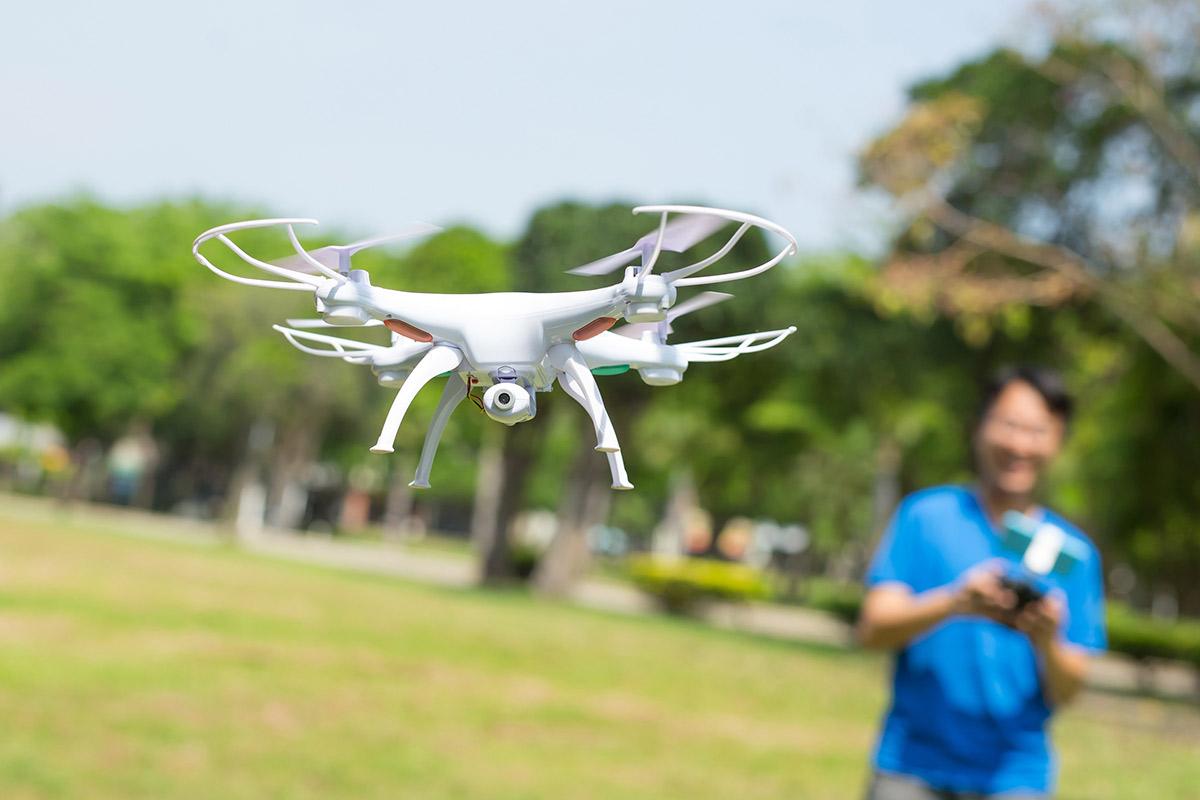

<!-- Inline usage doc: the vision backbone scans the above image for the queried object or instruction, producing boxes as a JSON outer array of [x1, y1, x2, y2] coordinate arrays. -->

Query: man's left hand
[[1012, 592, 1065, 649]]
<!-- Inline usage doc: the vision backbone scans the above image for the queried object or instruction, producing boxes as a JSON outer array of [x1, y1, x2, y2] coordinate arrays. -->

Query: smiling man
[[857, 366, 1107, 800]]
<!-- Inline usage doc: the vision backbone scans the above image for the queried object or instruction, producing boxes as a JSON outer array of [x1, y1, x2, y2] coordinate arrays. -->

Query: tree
[[861, 2, 1200, 386], [859, 0, 1200, 610], [512, 200, 777, 592], [0, 198, 216, 442]]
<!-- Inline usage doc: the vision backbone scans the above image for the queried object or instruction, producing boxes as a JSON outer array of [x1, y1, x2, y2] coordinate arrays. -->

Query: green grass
[[0, 514, 1198, 799]]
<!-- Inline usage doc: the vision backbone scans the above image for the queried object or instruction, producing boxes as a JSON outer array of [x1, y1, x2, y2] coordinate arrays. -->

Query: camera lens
[[497, 392, 512, 406]]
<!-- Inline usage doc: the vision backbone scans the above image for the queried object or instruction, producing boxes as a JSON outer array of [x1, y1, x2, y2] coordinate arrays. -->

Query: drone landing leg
[[549, 344, 620, 453], [409, 374, 469, 489], [556, 370, 633, 490], [371, 345, 463, 454], [604, 451, 634, 491]]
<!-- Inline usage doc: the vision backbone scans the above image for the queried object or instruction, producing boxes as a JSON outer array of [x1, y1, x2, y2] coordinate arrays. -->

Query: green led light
[[591, 364, 631, 376]]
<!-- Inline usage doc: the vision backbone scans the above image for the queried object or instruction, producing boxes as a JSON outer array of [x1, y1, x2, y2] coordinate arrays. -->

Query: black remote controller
[[999, 575, 1044, 610]]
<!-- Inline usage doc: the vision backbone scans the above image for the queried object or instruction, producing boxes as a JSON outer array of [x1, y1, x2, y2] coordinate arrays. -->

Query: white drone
[[192, 205, 797, 491]]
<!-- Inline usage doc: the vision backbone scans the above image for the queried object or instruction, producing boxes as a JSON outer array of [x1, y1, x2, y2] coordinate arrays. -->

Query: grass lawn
[[1, 511, 1198, 799]]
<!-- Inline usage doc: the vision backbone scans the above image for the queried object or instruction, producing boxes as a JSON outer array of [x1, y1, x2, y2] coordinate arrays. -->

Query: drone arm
[[550, 344, 620, 453], [371, 345, 464, 454], [409, 375, 469, 489], [557, 370, 634, 490]]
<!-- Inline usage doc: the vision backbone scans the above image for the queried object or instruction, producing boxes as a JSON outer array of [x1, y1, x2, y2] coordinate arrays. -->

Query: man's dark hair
[[976, 365, 1074, 428]]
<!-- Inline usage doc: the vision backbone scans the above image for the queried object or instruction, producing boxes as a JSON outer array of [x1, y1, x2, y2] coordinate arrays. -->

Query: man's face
[[974, 380, 1065, 498]]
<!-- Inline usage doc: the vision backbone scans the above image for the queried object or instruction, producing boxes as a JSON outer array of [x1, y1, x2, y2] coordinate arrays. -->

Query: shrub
[[510, 542, 541, 581], [1106, 602, 1200, 668], [627, 555, 769, 615], [797, 577, 865, 624], [774, 581, 1200, 669]]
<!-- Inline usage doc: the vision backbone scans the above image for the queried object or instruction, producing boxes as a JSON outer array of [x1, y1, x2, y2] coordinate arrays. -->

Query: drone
[[192, 205, 797, 491]]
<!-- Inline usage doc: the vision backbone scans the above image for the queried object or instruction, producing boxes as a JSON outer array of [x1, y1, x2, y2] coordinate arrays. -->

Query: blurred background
[[2, 1, 1198, 798]]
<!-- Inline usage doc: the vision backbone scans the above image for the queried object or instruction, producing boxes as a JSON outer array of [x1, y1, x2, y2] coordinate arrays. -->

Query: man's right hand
[[859, 562, 1019, 650], [954, 561, 1018, 623]]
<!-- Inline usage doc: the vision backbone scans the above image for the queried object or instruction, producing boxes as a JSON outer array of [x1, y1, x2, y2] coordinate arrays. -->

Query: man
[[858, 366, 1107, 799]]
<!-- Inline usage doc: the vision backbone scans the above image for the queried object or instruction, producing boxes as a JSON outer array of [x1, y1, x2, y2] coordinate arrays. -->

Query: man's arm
[[857, 584, 957, 649], [857, 562, 1016, 650], [1014, 594, 1091, 706]]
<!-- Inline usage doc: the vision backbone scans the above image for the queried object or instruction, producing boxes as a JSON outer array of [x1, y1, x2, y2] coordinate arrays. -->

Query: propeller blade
[[566, 213, 728, 277], [639, 214, 727, 256], [566, 246, 642, 277], [271, 245, 341, 274], [271, 223, 442, 274], [284, 318, 384, 329], [342, 223, 443, 254], [666, 291, 732, 322]]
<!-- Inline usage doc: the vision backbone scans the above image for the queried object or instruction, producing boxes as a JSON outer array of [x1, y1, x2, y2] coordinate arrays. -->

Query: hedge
[[627, 555, 769, 615], [788, 578, 1200, 668]]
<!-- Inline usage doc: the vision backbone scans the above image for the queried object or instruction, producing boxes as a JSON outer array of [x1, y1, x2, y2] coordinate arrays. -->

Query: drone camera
[[482, 383, 535, 426]]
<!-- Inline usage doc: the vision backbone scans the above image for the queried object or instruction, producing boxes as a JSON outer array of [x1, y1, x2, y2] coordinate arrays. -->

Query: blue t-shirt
[[866, 485, 1106, 795]]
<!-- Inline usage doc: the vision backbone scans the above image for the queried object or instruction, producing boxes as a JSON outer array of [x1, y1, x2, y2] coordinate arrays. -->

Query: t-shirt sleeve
[[866, 498, 920, 590], [1063, 543, 1107, 652]]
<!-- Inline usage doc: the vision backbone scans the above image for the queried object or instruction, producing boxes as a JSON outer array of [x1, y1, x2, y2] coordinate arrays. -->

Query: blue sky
[[1, 1, 1036, 253]]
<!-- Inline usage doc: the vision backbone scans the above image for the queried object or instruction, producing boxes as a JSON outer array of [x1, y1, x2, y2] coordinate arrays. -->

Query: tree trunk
[[533, 436, 611, 597], [473, 420, 547, 584], [265, 421, 315, 530], [58, 438, 103, 506], [382, 456, 415, 540], [871, 437, 901, 539], [223, 418, 273, 539], [471, 426, 510, 583]]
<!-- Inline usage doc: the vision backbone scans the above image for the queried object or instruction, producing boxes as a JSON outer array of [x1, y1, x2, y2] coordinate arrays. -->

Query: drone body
[[193, 205, 798, 491]]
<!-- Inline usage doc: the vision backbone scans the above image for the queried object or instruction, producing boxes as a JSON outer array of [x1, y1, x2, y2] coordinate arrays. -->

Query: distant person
[[106, 422, 159, 506], [858, 366, 1106, 799]]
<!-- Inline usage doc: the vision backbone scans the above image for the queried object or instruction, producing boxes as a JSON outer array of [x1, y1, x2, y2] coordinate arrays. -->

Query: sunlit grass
[[0, 513, 1196, 799]]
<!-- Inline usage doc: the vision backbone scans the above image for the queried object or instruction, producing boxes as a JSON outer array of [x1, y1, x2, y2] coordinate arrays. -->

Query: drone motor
[[639, 367, 683, 387], [373, 367, 410, 388]]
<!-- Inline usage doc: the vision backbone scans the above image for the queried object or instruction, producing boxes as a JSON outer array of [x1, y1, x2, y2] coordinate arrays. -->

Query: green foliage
[[789, 577, 866, 625], [860, 18, 1200, 610], [0, 198, 231, 440], [510, 541, 541, 581], [1107, 602, 1200, 668], [627, 554, 769, 614], [775, 579, 1200, 668], [375, 225, 511, 293]]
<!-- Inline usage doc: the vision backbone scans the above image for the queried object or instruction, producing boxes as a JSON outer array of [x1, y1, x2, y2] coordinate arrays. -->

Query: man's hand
[[1013, 592, 1066, 650], [953, 561, 1018, 623]]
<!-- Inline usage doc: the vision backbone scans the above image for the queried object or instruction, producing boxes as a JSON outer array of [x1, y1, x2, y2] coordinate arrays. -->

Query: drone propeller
[[271, 223, 442, 275], [284, 317, 385, 329], [566, 214, 728, 277], [613, 291, 732, 339]]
